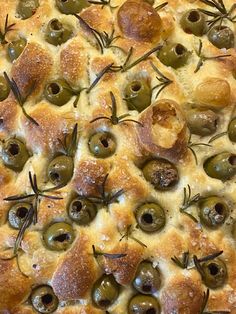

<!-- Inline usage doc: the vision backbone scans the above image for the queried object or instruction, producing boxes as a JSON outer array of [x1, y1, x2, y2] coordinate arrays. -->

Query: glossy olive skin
[[8, 202, 31, 229], [124, 80, 152, 112], [1, 138, 30, 172], [228, 118, 236, 143], [45, 19, 72, 46], [142, 159, 179, 190], [56, 0, 89, 14], [133, 261, 161, 294], [0, 76, 10, 101], [135, 203, 166, 233], [199, 196, 229, 229], [43, 222, 75, 251], [180, 9, 207, 36], [68, 197, 97, 225], [48, 155, 74, 186], [89, 131, 116, 158], [128, 294, 160, 314], [157, 43, 189, 69], [201, 259, 227, 289], [204, 152, 236, 181], [208, 26, 235, 49], [92, 274, 119, 309], [17, 0, 39, 20], [7, 38, 27, 62], [186, 108, 218, 136], [44, 79, 73, 106], [30, 285, 59, 313]]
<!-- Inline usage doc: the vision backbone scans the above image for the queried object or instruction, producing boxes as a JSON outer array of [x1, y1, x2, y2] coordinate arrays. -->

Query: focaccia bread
[[0, 0, 236, 313]]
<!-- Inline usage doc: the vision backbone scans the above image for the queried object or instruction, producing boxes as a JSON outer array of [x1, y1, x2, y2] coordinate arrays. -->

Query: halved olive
[[8, 202, 31, 229], [201, 259, 227, 289], [204, 152, 236, 181], [68, 197, 97, 225], [199, 196, 229, 229], [92, 274, 120, 309], [208, 26, 234, 49], [142, 159, 179, 190], [7, 38, 27, 62], [157, 43, 190, 69], [89, 131, 116, 158], [180, 9, 207, 36], [17, 0, 39, 20], [135, 203, 165, 233], [128, 294, 160, 314], [45, 19, 73, 46], [133, 261, 161, 294], [0, 75, 10, 101], [228, 118, 236, 142], [44, 79, 73, 106], [124, 80, 152, 112], [43, 222, 75, 251], [30, 285, 59, 313], [56, 0, 89, 14], [1, 138, 30, 172], [47, 155, 74, 186]]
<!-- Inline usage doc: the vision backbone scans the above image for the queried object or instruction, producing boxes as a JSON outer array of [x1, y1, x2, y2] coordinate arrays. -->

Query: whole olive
[[228, 118, 236, 142], [208, 26, 234, 49], [43, 222, 75, 251], [124, 80, 152, 112], [68, 197, 97, 225], [47, 155, 74, 186], [1, 138, 30, 172], [17, 0, 39, 20], [0, 75, 10, 101], [8, 38, 27, 62], [180, 9, 207, 36], [44, 79, 73, 106], [204, 152, 236, 181], [201, 259, 227, 289], [128, 294, 161, 314], [199, 196, 229, 228], [45, 19, 73, 46], [8, 202, 31, 229], [142, 159, 179, 190], [92, 274, 120, 309], [135, 203, 166, 233], [30, 285, 59, 313], [157, 43, 190, 69], [133, 261, 162, 294], [88, 131, 116, 158], [56, 0, 89, 14]]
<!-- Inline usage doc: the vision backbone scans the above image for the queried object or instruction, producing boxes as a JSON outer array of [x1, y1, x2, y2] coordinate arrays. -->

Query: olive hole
[[16, 207, 28, 219], [146, 309, 156, 314], [215, 203, 224, 215], [98, 299, 111, 307], [188, 10, 200, 22], [49, 83, 60, 95], [72, 201, 82, 212], [131, 82, 142, 92], [101, 138, 109, 148], [50, 20, 62, 31], [41, 294, 53, 306], [54, 233, 70, 242], [50, 171, 60, 182], [142, 213, 153, 224], [142, 284, 152, 292], [175, 44, 186, 56], [228, 155, 236, 166], [208, 263, 219, 276], [8, 143, 19, 156]]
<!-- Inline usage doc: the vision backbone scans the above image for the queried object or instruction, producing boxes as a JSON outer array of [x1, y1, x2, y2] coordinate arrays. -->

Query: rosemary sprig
[[200, 288, 230, 314], [0, 15, 15, 45], [150, 61, 173, 98], [92, 245, 127, 260], [119, 225, 147, 248], [90, 91, 143, 126], [181, 185, 201, 212], [3, 72, 39, 126], [171, 251, 190, 269], [193, 251, 223, 278], [188, 134, 212, 165], [57, 124, 78, 157], [155, 2, 168, 11], [208, 131, 228, 143], [88, 0, 118, 9], [194, 40, 231, 73]]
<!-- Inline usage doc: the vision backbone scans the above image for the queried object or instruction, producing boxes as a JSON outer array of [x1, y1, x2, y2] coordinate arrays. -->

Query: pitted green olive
[[8, 38, 27, 62], [8, 202, 31, 229], [89, 131, 116, 158], [68, 197, 97, 225], [201, 259, 227, 289], [157, 43, 190, 69], [48, 155, 74, 186], [45, 19, 73, 46], [17, 0, 39, 19], [44, 79, 73, 106], [56, 0, 89, 14], [30, 285, 59, 313], [208, 26, 234, 49], [0, 75, 10, 101], [186, 108, 218, 136], [128, 294, 161, 314], [228, 118, 236, 142], [180, 9, 207, 36], [124, 80, 152, 112]]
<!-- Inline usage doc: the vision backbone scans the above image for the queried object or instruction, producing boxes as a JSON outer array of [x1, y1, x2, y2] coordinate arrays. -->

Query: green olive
[[186, 108, 218, 136], [30, 285, 59, 313], [56, 0, 89, 14], [45, 19, 73, 46], [204, 152, 236, 181], [133, 261, 161, 294], [92, 274, 120, 309], [43, 222, 75, 251], [68, 197, 97, 225], [199, 196, 229, 229], [124, 80, 152, 112], [135, 203, 166, 233], [157, 43, 190, 69], [89, 131, 116, 158], [8, 203, 31, 229], [208, 26, 234, 49], [180, 9, 207, 36], [0, 75, 10, 101], [48, 155, 74, 186], [17, 0, 39, 20], [7, 38, 27, 62], [1, 138, 30, 172], [142, 159, 179, 190], [128, 294, 161, 314], [44, 79, 73, 106], [228, 118, 236, 143], [201, 259, 227, 289]]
